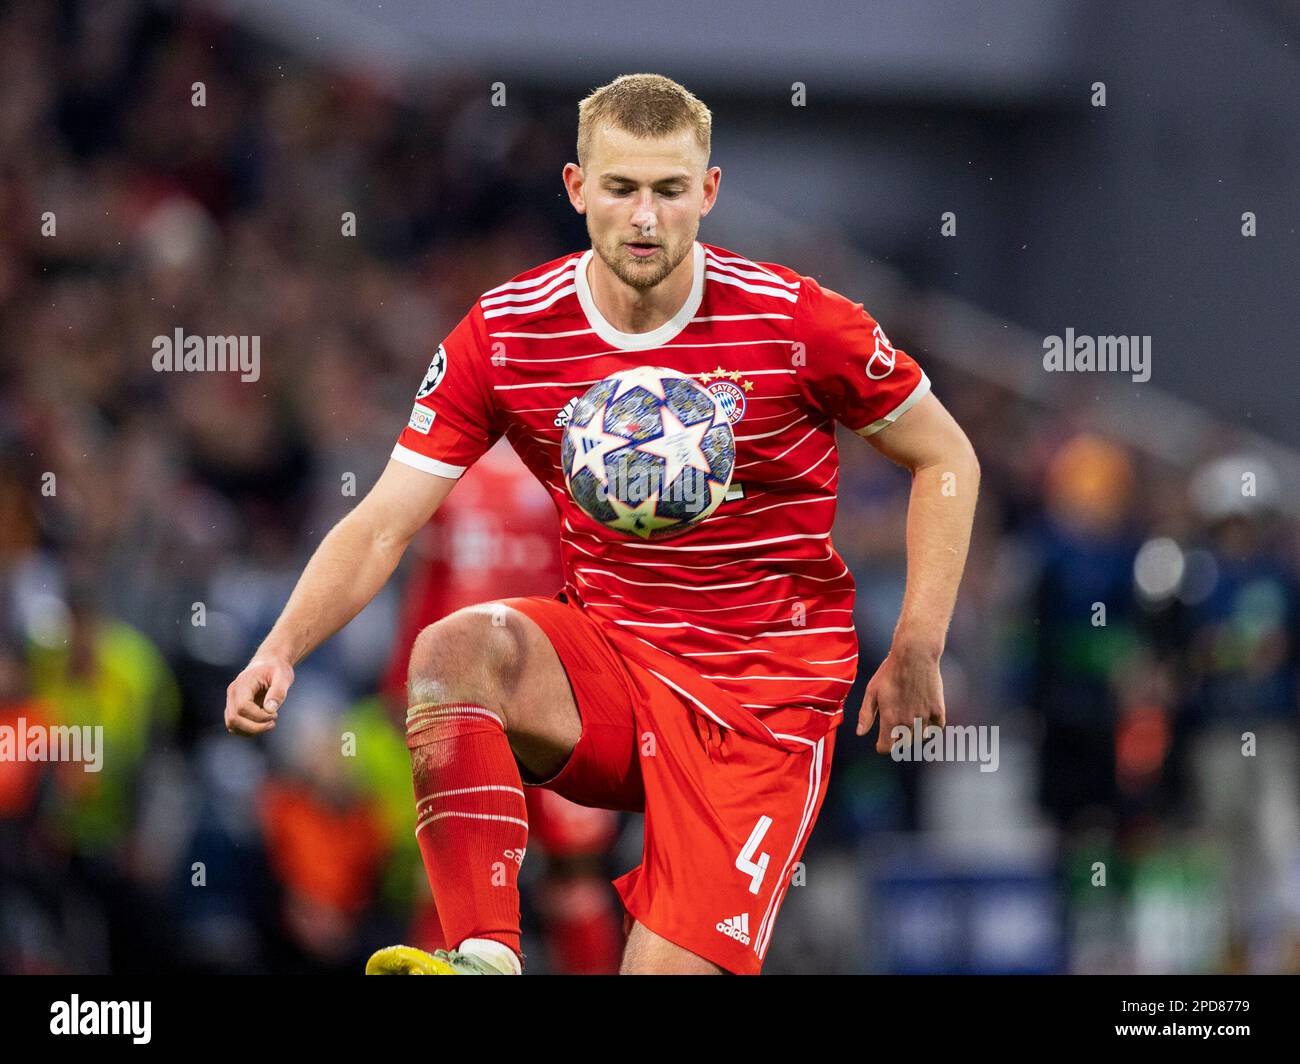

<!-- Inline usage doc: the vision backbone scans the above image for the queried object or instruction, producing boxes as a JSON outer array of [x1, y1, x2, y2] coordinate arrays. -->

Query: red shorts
[[501, 593, 837, 975]]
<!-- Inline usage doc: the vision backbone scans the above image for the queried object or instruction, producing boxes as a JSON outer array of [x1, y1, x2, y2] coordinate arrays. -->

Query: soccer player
[[224, 73, 980, 975]]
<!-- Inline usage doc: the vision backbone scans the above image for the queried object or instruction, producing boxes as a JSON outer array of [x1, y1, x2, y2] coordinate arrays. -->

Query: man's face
[[565, 125, 720, 291]]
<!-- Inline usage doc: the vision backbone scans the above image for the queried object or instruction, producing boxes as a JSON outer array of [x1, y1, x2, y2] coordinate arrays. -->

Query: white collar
[[574, 241, 705, 351]]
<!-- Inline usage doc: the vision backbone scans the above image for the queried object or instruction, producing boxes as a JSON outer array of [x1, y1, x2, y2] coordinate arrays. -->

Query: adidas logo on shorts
[[715, 913, 751, 946]]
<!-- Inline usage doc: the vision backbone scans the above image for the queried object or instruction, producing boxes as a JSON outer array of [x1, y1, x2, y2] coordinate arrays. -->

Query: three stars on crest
[[697, 366, 754, 391]]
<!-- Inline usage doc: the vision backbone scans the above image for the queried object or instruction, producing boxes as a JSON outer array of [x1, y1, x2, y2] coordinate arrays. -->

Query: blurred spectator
[[1179, 454, 1300, 967], [1029, 435, 1142, 829], [258, 702, 391, 974]]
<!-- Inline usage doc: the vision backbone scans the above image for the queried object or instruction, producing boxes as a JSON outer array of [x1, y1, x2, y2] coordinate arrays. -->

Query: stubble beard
[[589, 222, 695, 292]]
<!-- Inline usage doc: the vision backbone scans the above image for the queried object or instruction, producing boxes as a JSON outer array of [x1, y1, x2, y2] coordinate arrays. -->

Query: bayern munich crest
[[698, 367, 752, 425]]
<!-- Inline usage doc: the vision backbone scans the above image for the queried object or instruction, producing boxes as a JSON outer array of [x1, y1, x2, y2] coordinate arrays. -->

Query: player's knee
[[407, 603, 527, 724]]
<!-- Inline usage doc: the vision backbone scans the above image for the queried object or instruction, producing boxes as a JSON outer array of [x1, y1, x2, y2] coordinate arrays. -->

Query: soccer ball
[[561, 366, 735, 539]]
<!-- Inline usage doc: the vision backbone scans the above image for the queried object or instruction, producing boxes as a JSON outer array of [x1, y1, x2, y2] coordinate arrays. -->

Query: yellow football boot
[[365, 945, 507, 975]]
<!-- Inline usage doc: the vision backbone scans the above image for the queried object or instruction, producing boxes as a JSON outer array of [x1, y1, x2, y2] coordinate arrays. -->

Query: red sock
[[409, 897, 447, 954], [406, 701, 527, 961]]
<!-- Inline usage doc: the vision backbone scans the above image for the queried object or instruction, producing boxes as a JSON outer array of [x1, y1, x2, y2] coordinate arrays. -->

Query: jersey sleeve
[[391, 302, 501, 478], [794, 275, 930, 436]]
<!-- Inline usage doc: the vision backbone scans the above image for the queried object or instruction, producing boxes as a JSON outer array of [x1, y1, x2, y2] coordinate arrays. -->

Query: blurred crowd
[[1, 0, 1297, 974]]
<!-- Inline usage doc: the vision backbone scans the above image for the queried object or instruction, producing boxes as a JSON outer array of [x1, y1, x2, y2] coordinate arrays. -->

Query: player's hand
[[855, 645, 945, 754], [225, 654, 295, 737]]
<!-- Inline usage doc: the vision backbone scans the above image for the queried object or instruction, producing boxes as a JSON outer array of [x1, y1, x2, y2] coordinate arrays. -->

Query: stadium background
[[1, 0, 1298, 974]]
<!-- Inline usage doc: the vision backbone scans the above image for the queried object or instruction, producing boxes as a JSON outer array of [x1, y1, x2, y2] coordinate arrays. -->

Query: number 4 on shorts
[[736, 815, 773, 894]]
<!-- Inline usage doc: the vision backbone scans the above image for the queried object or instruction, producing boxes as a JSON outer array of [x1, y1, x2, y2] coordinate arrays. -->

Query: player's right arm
[[225, 302, 501, 737], [224, 461, 457, 736]]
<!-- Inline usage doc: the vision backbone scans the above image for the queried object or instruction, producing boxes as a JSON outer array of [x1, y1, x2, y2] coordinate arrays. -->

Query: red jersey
[[392, 241, 929, 751]]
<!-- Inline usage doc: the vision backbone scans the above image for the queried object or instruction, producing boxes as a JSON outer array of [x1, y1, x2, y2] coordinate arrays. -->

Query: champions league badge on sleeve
[[415, 345, 448, 398]]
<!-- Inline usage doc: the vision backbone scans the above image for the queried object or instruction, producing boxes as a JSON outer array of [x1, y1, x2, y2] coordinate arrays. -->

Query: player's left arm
[[854, 390, 980, 752]]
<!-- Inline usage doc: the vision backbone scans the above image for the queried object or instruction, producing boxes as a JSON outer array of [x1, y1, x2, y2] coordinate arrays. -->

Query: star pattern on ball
[[566, 414, 630, 483], [561, 366, 737, 541], [605, 492, 683, 539], [608, 371, 667, 404], [635, 404, 713, 487]]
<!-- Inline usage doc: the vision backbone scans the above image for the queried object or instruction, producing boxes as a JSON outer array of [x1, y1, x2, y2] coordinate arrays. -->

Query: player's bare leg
[[369, 602, 581, 975], [407, 602, 582, 781], [620, 922, 725, 975]]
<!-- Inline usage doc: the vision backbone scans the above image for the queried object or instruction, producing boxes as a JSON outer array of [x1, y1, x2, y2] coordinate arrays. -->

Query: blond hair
[[577, 74, 711, 168]]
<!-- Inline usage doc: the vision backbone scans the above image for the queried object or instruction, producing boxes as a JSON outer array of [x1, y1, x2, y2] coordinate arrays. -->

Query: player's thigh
[[621, 921, 725, 975], [499, 595, 645, 813]]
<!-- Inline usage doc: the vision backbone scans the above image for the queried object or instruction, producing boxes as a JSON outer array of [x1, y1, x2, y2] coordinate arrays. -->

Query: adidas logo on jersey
[[554, 397, 578, 428], [715, 913, 751, 946]]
